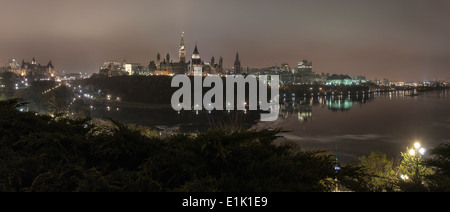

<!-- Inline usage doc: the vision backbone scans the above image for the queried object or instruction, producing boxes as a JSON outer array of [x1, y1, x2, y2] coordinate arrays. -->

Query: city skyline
[[1, 0, 450, 81]]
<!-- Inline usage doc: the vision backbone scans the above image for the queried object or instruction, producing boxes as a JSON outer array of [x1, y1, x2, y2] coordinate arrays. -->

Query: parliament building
[[149, 33, 223, 76]]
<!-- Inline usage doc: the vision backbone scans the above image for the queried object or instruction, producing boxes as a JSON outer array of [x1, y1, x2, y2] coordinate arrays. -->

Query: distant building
[[97, 33, 227, 77], [202, 55, 223, 75], [190, 43, 203, 75], [187, 42, 223, 76], [179, 32, 186, 63], [352, 76, 367, 84], [273, 64, 280, 74], [246, 59, 332, 85], [125, 62, 147, 75], [0, 59, 21, 75], [280, 71, 294, 85], [297, 60, 312, 74], [233, 52, 241, 74], [280, 63, 290, 72], [0, 57, 55, 79], [151, 34, 189, 75], [99, 61, 123, 77], [149, 33, 224, 76], [99, 60, 147, 77], [218, 56, 223, 74], [293, 59, 317, 84], [326, 74, 353, 86], [392, 81, 405, 86], [62, 73, 83, 80]]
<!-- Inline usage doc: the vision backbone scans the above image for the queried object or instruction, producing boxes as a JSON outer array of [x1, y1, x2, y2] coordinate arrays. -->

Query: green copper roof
[[180, 33, 184, 47]]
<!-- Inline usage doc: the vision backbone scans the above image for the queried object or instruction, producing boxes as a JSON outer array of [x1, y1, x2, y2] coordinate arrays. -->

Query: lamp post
[[408, 142, 425, 181]]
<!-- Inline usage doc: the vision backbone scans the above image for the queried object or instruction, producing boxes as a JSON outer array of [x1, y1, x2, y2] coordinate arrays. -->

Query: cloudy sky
[[1, 0, 449, 81]]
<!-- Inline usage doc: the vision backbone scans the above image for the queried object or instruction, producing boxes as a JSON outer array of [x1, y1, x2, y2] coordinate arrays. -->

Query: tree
[[358, 151, 398, 192], [0, 72, 19, 98], [397, 148, 433, 192], [43, 85, 72, 115], [0, 93, 7, 101], [0, 98, 375, 192], [424, 143, 450, 191]]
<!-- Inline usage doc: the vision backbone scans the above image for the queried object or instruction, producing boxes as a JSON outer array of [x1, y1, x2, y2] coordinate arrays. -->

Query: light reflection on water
[[255, 89, 450, 162], [93, 89, 449, 162]]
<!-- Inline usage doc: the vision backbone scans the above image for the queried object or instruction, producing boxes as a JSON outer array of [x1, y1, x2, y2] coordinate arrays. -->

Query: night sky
[[1, 0, 449, 81]]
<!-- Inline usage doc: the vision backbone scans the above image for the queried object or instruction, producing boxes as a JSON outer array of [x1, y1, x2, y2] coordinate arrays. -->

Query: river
[[92, 89, 450, 163], [255, 89, 450, 162]]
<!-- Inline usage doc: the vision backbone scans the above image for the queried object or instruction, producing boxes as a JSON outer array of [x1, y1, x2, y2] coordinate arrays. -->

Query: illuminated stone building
[[152, 33, 189, 75], [202, 55, 223, 75], [99, 60, 147, 77], [1, 57, 55, 79], [149, 34, 224, 76]]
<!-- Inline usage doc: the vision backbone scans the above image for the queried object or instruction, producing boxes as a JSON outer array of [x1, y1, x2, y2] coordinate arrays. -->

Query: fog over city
[[1, 0, 450, 81]]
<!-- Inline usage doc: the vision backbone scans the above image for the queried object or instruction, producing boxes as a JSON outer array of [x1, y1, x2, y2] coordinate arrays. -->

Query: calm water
[[93, 89, 450, 163], [256, 89, 450, 162]]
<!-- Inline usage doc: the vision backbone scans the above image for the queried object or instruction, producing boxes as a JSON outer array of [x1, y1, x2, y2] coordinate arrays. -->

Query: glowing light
[[419, 148, 425, 155], [400, 174, 409, 180], [414, 142, 421, 149], [409, 149, 416, 156]]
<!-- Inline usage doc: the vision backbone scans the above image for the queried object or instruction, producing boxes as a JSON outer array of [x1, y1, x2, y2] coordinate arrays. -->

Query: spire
[[47, 60, 54, 68], [218, 56, 223, 73], [191, 42, 201, 65], [234, 52, 240, 66], [180, 32, 185, 47], [179, 32, 186, 63], [210, 56, 215, 66], [193, 42, 199, 54], [234, 52, 241, 74]]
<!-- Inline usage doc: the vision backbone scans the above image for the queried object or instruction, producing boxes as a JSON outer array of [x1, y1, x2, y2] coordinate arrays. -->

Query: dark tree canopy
[[3, 98, 449, 192], [0, 98, 368, 192]]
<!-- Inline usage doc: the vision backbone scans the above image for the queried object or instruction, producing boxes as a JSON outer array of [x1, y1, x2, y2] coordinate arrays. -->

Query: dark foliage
[[0, 99, 368, 192], [80, 76, 175, 104], [424, 143, 450, 192]]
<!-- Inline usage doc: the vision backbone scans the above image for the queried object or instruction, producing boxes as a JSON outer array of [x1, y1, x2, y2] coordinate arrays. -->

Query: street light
[[414, 142, 421, 149], [409, 142, 425, 157], [409, 149, 416, 156], [419, 148, 426, 155], [400, 174, 409, 181], [408, 141, 426, 181]]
